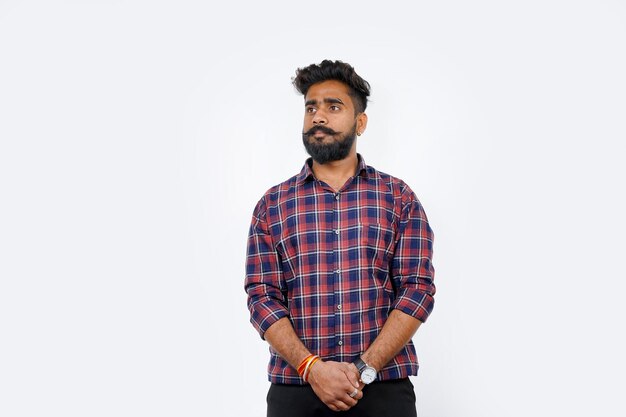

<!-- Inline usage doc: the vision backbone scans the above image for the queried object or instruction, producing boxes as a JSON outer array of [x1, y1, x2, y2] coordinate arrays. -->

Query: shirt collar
[[295, 153, 371, 185]]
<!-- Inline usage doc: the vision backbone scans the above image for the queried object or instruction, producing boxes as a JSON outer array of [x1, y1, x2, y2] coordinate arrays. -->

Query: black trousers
[[267, 378, 417, 417]]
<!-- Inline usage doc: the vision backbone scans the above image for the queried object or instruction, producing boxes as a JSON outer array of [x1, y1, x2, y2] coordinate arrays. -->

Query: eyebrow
[[305, 97, 345, 106]]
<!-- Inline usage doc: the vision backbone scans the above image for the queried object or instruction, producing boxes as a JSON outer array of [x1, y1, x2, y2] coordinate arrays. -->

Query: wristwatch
[[353, 357, 377, 384]]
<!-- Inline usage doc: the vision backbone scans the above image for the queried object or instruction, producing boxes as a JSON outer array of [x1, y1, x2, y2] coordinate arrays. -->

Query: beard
[[302, 123, 357, 164]]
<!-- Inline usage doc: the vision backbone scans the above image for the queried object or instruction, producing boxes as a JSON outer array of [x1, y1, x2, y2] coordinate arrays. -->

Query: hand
[[307, 360, 364, 412], [347, 362, 367, 391]]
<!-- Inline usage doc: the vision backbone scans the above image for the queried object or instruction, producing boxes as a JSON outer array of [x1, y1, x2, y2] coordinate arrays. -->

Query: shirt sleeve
[[390, 189, 436, 323], [244, 196, 289, 339]]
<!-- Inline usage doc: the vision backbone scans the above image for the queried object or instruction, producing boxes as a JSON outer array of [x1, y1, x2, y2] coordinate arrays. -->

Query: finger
[[341, 365, 360, 388], [333, 400, 352, 412], [348, 363, 361, 386], [347, 387, 360, 399], [334, 386, 358, 407], [342, 391, 359, 407], [348, 362, 359, 374]]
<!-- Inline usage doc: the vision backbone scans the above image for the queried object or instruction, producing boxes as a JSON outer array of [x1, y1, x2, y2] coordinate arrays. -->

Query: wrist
[[297, 354, 321, 383], [305, 357, 323, 383], [353, 356, 377, 384]]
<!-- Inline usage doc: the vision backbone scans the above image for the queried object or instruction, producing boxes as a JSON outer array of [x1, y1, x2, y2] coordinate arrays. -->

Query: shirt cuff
[[391, 288, 434, 323], [249, 299, 290, 339]]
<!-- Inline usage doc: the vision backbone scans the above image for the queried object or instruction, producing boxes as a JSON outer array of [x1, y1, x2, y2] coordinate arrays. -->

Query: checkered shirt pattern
[[245, 155, 435, 384]]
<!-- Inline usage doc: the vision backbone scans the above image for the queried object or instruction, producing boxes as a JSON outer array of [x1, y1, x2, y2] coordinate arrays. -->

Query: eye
[[329, 105, 340, 111], [306, 107, 317, 114]]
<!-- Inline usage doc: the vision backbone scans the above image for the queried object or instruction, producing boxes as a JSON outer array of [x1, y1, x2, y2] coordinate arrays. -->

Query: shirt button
[[335, 193, 340, 200], [335, 229, 340, 235], [338, 340, 343, 346], [335, 269, 340, 274], [337, 304, 342, 310]]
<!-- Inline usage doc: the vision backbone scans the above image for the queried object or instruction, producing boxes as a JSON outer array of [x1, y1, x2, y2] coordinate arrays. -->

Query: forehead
[[305, 80, 354, 106]]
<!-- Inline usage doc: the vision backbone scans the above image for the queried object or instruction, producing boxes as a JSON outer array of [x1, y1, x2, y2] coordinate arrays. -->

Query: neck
[[310, 150, 359, 192]]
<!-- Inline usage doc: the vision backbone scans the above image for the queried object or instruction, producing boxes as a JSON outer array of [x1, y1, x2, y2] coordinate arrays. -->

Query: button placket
[[333, 191, 343, 351]]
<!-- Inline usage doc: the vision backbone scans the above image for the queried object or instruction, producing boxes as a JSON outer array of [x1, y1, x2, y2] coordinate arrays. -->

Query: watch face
[[361, 367, 377, 384]]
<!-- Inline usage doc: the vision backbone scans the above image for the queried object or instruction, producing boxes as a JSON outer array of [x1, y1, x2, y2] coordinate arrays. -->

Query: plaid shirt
[[245, 155, 435, 385]]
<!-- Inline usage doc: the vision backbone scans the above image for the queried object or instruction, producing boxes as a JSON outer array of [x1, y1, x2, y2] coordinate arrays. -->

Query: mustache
[[303, 125, 339, 137]]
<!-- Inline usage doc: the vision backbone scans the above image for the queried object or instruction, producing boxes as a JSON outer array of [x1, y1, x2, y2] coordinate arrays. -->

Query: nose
[[312, 110, 327, 125]]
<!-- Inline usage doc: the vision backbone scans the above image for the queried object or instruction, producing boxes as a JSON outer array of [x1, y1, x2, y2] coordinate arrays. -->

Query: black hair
[[292, 60, 371, 114]]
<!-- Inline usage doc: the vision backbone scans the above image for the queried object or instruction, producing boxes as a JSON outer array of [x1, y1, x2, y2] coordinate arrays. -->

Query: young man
[[245, 60, 435, 417]]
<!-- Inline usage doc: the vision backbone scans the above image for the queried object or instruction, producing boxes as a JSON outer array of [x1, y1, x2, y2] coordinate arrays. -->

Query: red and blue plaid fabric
[[245, 155, 435, 384]]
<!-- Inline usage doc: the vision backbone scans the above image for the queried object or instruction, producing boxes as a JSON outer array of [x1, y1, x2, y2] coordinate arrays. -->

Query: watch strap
[[353, 357, 367, 372]]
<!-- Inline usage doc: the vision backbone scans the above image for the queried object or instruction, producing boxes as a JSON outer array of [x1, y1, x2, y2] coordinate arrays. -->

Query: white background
[[1, 1, 625, 416]]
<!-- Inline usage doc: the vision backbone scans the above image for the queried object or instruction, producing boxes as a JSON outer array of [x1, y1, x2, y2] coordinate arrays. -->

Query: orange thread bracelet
[[297, 354, 315, 376], [303, 356, 321, 382]]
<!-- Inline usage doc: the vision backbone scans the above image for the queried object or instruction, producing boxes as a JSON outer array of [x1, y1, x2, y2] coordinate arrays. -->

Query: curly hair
[[292, 60, 371, 114]]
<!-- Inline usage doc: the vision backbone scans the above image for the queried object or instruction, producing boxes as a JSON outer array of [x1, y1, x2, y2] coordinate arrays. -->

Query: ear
[[357, 113, 368, 136]]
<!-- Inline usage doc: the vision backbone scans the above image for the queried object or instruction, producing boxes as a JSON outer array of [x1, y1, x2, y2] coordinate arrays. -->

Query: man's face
[[301, 80, 364, 164]]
